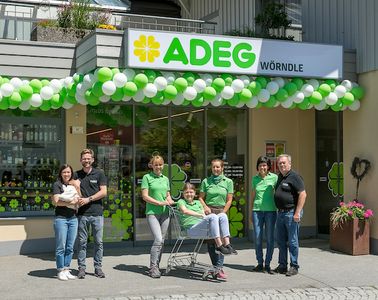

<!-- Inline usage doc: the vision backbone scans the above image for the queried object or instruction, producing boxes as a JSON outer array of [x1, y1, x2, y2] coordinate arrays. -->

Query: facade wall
[[343, 70, 378, 253]]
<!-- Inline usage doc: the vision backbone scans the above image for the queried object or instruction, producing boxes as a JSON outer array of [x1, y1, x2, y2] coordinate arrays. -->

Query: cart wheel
[[202, 272, 209, 280], [164, 266, 171, 275]]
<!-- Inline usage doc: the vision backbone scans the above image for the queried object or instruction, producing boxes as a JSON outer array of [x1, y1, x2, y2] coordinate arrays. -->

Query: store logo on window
[[133, 35, 161, 63]]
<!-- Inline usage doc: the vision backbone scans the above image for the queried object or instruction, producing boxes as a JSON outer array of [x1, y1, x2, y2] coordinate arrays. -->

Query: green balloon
[[284, 82, 297, 96], [19, 85, 33, 99], [182, 99, 191, 106], [41, 79, 50, 87], [351, 86, 364, 99], [255, 102, 263, 109], [239, 88, 252, 102], [291, 78, 304, 90], [264, 96, 277, 108], [220, 74, 234, 85], [212, 78, 226, 92], [112, 88, 124, 102], [341, 92, 355, 105], [73, 73, 83, 83], [276, 88, 289, 102], [40, 100, 51, 111], [331, 100, 343, 112], [67, 83, 77, 97], [183, 72, 195, 85], [123, 82, 138, 97], [325, 79, 336, 90], [87, 94, 100, 106], [163, 85, 178, 100], [97, 67, 113, 83], [1, 77, 9, 84], [92, 82, 104, 97], [174, 77, 188, 93], [134, 73, 148, 89], [50, 94, 63, 108], [65, 95, 77, 105], [227, 94, 240, 106], [0, 97, 9, 110], [152, 93, 164, 105], [192, 96, 204, 107], [203, 86, 217, 100], [144, 70, 157, 82], [111, 68, 120, 76], [309, 91, 323, 104], [9, 92, 22, 106], [30, 79, 42, 93], [255, 77, 268, 88], [318, 83, 331, 97], [142, 97, 151, 104], [248, 81, 262, 96], [298, 98, 311, 110]]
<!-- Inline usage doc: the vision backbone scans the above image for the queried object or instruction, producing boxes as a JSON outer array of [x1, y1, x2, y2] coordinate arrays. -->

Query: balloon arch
[[0, 67, 365, 111]]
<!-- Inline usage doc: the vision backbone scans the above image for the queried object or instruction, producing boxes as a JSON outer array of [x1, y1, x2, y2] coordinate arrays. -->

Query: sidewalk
[[1, 239, 378, 300]]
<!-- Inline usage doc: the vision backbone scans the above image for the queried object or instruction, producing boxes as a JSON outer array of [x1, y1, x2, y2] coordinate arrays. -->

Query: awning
[[0, 68, 365, 111]]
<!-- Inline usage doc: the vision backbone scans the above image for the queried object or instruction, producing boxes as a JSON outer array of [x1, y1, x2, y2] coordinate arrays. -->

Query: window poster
[[265, 141, 286, 174]]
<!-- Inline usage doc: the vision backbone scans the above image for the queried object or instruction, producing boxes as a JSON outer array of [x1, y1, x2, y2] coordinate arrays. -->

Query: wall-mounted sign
[[126, 29, 343, 79]]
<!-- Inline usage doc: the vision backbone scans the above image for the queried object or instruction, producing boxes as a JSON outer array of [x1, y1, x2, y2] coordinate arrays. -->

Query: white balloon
[[50, 79, 63, 93], [325, 92, 338, 105], [236, 101, 245, 108], [341, 80, 352, 91], [274, 77, 285, 88], [172, 94, 185, 105], [22, 80, 30, 85], [0, 91, 2, 101], [40, 86, 54, 100], [162, 99, 171, 105], [102, 81, 116, 96], [76, 83, 86, 96], [334, 85, 347, 98], [231, 79, 244, 93], [1, 83, 14, 97], [122, 69, 135, 81], [301, 83, 314, 97], [246, 96, 258, 108], [154, 76, 168, 91], [183, 87, 197, 100], [257, 89, 270, 103], [352, 82, 359, 88], [193, 79, 206, 93], [122, 95, 132, 102], [266, 81, 279, 95], [30, 93, 42, 107], [62, 102, 74, 109], [19, 100, 31, 111], [314, 101, 327, 110], [10, 77, 23, 90], [293, 91, 305, 103], [211, 95, 223, 107], [202, 100, 210, 106], [63, 77, 74, 88], [99, 95, 111, 103], [76, 95, 88, 105], [133, 90, 145, 102], [348, 99, 360, 111], [238, 75, 250, 87], [143, 83, 158, 98], [307, 79, 319, 90], [200, 73, 213, 86], [281, 97, 294, 108], [83, 74, 95, 86], [161, 72, 175, 84], [220, 86, 235, 100], [113, 73, 128, 88], [75, 93, 86, 103]]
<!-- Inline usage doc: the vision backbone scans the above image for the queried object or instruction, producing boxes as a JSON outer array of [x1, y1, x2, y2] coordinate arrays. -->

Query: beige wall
[[248, 107, 316, 230], [344, 70, 378, 241]]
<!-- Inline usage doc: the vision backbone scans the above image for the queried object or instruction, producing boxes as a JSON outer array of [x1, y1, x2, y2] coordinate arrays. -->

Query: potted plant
[[329, 157, 373, 255]]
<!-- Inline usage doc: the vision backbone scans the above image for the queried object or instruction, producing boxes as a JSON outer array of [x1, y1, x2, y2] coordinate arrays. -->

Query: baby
[[58, 185, 79, 210]]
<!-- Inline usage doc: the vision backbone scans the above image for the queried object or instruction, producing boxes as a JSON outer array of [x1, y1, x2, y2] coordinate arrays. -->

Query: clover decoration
[[328, 162, 344, 197], [350, 157, 371, 201], [162, 163, 187, 200]]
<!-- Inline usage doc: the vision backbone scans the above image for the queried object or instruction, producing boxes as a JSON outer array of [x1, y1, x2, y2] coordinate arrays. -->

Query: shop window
[[0, 109, 64, 216]]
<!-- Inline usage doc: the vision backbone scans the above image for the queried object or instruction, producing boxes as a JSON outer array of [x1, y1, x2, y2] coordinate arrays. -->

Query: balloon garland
[[0, 68, 365, 111]]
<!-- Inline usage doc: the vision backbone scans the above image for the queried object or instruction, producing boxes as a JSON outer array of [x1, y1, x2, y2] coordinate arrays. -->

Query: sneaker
[[215, 245, 232, 255], [273, 266, 288, 274], [225, 244, 238, 255], [252, 264, 264, 272], [94, 268, 106, 278], [77, 268, 86, 279], [286, 266, 298, 277], [216, 269, 227, 280], [149, 266, 161, 279], [57, 271, 68, 281], [64, 269, 76, 280], [264, 266, 274, 275]]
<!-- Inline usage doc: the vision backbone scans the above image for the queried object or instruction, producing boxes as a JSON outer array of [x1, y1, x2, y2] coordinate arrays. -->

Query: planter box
[[31, 26, 91, 44], [330, 218, 370, 255]]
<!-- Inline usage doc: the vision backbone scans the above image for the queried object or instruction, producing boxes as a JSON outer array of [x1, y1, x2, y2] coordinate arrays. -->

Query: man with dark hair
[[75, 149, 107, 279], [274, 154, 306, 277]]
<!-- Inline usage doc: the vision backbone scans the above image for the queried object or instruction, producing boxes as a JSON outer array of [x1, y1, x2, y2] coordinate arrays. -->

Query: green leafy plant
[[330, 201, 373, 229]]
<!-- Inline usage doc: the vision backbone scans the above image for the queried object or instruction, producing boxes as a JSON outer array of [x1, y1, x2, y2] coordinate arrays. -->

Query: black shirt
[[74, 168, 107, 216], [274, 170, 305, 210], [53, 181, 77, 218]]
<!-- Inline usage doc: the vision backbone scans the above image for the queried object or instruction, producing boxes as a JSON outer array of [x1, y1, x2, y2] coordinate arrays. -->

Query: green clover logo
[[328, 162, 343, 197], [162, 163, 187, 200], [227, 206, 244, 237], [111, 208, 133, 240]]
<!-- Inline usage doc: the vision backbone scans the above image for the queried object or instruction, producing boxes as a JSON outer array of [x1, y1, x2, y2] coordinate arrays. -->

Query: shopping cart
[[165, 205, 220, 280]]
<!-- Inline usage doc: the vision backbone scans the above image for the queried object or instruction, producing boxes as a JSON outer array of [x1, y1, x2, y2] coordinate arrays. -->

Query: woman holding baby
[[52, 164, 81, 281]]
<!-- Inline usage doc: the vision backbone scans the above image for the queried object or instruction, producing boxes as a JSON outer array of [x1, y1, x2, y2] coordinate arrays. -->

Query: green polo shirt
[[200, 175, 234, 207], [177, 199, 204, 229], [252, 172, 278, 211], [141, 172, 170, 215]]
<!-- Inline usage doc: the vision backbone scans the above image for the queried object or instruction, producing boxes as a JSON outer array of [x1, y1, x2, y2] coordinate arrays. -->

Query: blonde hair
[[211, 158, 224, 168], [149, 155, 164, 168], [183, 182, 196, 192], [80, 148, 94, 159]]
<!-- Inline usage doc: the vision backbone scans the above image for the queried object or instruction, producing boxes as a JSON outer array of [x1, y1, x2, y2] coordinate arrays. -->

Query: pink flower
[[348, 210, 353, 216], [339, 202, 345, 206], [366, 209, 373, 217]]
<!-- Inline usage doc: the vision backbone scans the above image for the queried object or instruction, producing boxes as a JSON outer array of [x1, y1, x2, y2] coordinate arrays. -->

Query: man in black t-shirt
[[273, 154, 306, 277], [75, 149, 107, 279]]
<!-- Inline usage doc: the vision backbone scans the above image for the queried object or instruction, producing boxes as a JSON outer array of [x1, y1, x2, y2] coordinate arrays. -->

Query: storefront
[[0, 28, 365, 255]]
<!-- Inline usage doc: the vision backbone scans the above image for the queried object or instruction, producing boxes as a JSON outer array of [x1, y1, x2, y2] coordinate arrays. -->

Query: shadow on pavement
[[28, 268, 57, 278]]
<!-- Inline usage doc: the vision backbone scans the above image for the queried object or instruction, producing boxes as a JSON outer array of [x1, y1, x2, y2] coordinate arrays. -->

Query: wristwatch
[[89, 196, 94, 202]]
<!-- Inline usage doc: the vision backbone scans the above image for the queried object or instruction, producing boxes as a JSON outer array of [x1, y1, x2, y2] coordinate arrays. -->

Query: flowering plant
[[97, 24, 116, 30], [330, 200, 373, 229]]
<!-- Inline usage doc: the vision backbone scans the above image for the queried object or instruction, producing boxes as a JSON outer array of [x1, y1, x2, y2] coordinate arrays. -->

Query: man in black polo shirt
[[274, 154, 306, 277], [75, 149, 107, 279]]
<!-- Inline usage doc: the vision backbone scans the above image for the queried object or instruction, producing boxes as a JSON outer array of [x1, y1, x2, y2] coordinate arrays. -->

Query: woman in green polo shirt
[[251, 156, 278, 274], [199, 158, 235, 280], [141, 155, 174, 279]]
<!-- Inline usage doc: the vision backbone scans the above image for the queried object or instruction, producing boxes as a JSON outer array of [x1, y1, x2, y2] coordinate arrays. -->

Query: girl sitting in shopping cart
[[177, 182, 237, 256]]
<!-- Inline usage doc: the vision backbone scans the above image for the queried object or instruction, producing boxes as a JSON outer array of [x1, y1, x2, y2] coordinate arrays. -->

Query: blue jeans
[[54, 216, 78, 271], [188, 213, 230, 239], [252, 211, 277, 267], [208, 243, 224, 268], [78, 215, 104, 270], [276, 209, 302, 269]]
